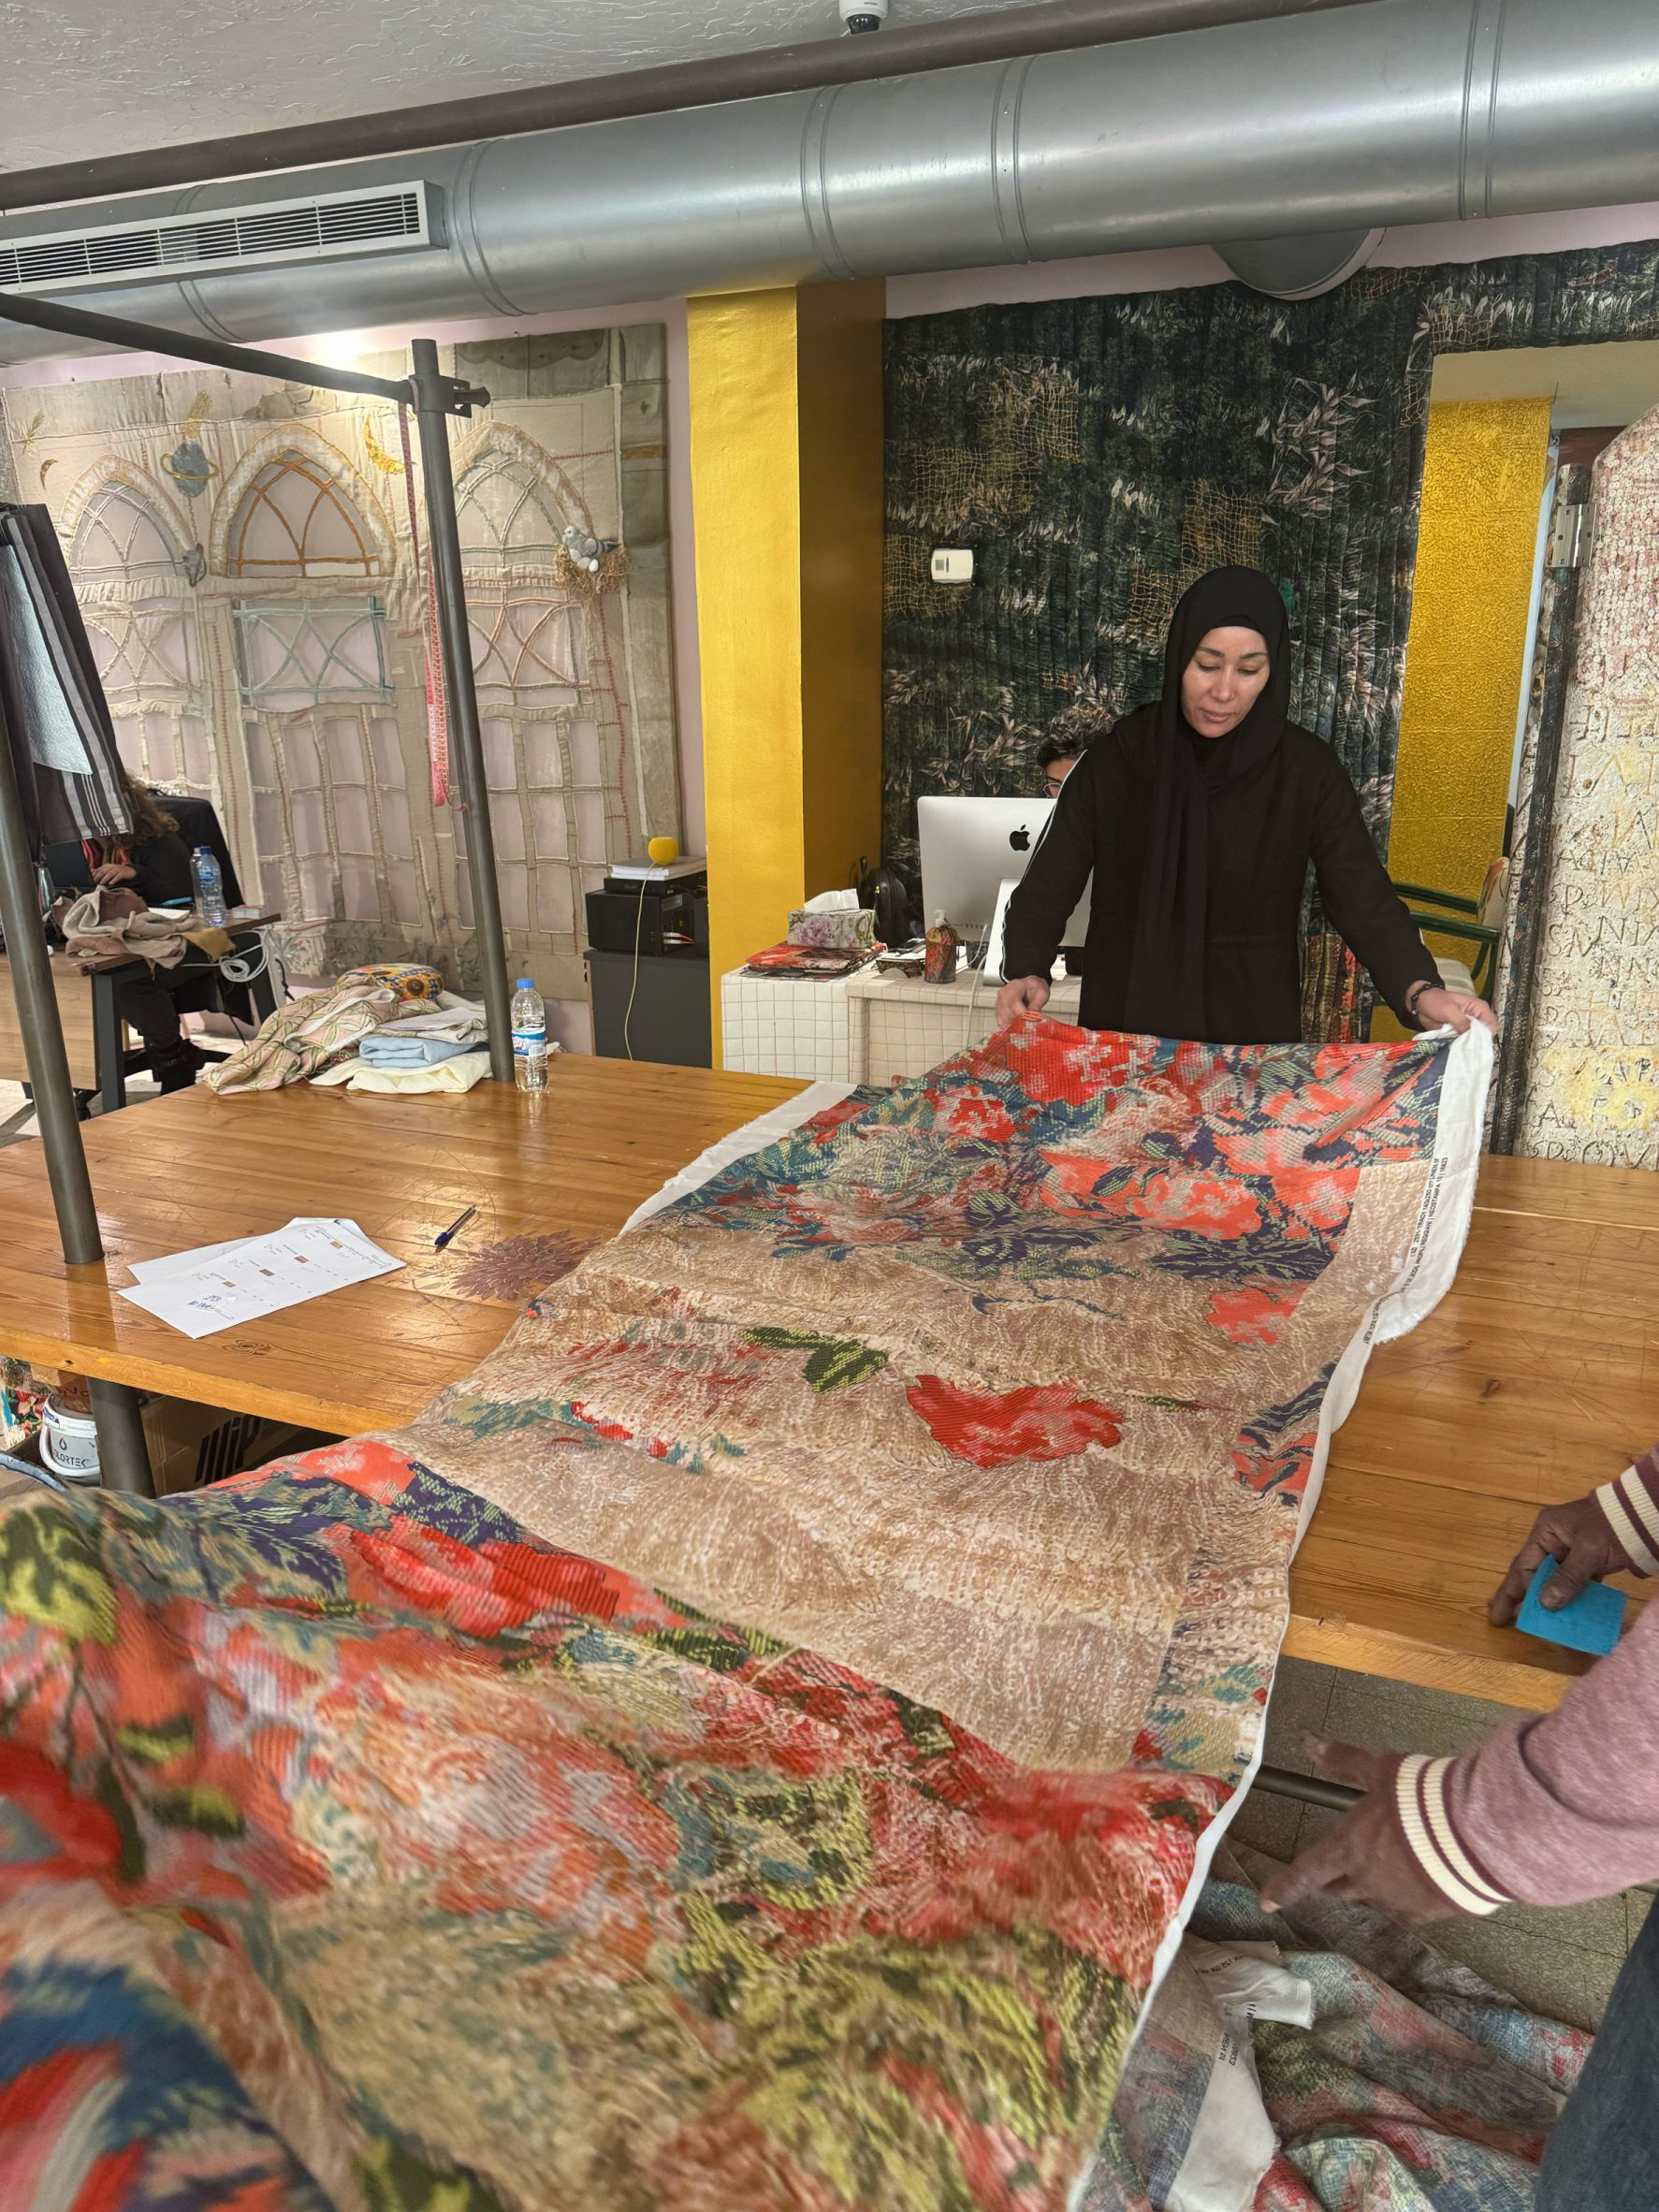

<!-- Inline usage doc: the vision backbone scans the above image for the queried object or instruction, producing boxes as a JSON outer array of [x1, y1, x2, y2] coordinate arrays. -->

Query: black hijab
[[1122, 566, 1291, 1041]]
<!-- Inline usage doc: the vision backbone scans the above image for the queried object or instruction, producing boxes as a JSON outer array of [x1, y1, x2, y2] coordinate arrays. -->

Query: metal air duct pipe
[[0, 0, 1656, 364]]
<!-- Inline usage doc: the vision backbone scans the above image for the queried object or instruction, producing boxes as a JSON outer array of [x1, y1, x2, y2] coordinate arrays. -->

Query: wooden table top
[[1289, 1152, 1659, 1711], [0, 1057, 801, 1437], [0, 1066, 1650, 1712]]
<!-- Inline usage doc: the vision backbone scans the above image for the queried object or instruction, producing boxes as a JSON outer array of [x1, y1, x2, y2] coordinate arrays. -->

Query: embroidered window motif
[[233, 601, 392, 708], [225, 452, 382, 576]]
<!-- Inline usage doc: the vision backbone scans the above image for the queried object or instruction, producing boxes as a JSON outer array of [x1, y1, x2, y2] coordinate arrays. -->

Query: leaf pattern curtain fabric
[[883, 243, 1659, 1038]]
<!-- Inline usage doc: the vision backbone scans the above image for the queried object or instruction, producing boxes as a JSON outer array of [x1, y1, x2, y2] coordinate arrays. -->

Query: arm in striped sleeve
[[1595, 1446, 1659, 1577], [1397, 1594, 1659, 1911]]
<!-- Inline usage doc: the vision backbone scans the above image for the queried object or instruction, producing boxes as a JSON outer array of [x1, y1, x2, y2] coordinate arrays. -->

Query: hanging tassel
[[399, 405, 451, 808]]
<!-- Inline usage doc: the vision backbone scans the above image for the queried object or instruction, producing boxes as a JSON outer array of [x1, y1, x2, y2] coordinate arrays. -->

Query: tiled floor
[[1237, 1655, 1650, 2030]]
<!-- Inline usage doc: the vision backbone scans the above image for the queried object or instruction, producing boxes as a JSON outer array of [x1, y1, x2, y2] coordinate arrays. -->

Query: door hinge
[[1548, 498, 1586, 570]]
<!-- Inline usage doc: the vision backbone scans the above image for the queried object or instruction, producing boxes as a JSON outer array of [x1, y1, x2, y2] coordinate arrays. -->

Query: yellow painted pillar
[[1376, 397, 1552, 1036], [687, 281, 884, 1060]]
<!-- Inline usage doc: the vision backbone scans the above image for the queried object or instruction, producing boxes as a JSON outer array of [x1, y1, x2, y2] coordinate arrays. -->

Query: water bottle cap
[[516, 977, 534, 988]]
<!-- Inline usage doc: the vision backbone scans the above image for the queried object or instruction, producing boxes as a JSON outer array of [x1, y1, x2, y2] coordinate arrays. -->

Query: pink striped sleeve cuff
[[1594, 1450, 1659, 1577], [1393, 1754, 1513, 1915]]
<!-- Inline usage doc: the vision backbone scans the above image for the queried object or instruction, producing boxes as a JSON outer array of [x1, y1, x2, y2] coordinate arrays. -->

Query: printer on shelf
[[584, 858, 708, 958]]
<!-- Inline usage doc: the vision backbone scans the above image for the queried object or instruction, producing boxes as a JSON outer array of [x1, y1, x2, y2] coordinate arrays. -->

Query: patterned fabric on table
[[0, 1019, 1488, 2210]]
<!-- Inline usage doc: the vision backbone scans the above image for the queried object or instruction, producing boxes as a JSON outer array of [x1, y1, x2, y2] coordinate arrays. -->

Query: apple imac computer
[[916, 795, 1090, 977]]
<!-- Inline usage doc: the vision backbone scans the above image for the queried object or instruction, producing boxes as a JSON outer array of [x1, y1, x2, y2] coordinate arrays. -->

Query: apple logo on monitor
[[1009, 825, 1031, 852]]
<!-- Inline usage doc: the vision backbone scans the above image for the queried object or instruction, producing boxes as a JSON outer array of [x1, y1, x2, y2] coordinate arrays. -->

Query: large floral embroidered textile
[[0, 1020, 1488, 2210]]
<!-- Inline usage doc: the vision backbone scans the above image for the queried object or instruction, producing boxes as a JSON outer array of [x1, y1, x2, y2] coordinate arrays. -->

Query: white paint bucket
[[40, 1396, 100, 1485]]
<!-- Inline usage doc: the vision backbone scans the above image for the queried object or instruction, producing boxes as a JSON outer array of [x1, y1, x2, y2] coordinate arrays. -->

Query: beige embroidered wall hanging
[[0, 327, 681, 1017], [1517, 404, 1659, 1168]]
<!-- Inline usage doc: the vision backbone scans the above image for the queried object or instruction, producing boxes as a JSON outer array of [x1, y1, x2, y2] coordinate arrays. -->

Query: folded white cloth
[[311, 1049, 493, 1095]]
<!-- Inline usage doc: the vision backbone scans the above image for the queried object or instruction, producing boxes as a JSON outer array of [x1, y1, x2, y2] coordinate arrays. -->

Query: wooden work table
[[0, 1058, 801, 1436], [0, 1065, 1651, 1713]]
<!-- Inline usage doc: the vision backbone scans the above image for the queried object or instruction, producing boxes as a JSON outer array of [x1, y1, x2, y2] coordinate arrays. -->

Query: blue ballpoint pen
[[433, 1205, 476, 1251]]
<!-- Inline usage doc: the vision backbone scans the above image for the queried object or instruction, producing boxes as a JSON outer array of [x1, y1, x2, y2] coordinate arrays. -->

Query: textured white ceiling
[[0, 0, 1031, 174]]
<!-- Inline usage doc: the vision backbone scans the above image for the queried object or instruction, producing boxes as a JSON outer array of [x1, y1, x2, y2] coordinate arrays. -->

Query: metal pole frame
[[409, 340, 515, 1083], [0, 287, 515, 1484]]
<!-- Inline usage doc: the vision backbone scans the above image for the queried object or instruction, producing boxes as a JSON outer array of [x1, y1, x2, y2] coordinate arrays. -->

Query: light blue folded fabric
[[358, 1031, 479, 1067]]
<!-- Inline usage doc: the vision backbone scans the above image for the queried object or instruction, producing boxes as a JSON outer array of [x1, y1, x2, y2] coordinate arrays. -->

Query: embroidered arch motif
[[63, 468, 184, 576], [451, 427, 594, 568], [211, 432, 394, 577]]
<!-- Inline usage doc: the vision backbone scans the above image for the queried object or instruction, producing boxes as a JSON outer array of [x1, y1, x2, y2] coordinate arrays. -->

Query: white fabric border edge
[[619, 1081, 856, 1234]]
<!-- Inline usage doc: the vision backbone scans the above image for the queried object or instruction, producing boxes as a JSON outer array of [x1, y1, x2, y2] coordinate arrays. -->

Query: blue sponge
[[1515, 1559, 1626, 1657]]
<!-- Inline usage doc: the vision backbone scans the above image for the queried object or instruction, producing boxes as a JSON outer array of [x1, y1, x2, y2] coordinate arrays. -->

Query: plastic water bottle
[[512, 977, 548, 1092], [191, 845, 227, 925]]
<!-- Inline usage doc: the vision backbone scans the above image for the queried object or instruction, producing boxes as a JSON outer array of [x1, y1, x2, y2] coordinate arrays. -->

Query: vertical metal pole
[[409, 339, 515, 1084], [88, 1375, 154, 1499], [0, 682, 102, 1262]]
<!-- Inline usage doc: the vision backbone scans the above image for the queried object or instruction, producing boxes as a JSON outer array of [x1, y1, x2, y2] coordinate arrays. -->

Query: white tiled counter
[[720, 965, 1084, 1084], [720, 968, 857, 1079], [846, 968, 1081, 1085]]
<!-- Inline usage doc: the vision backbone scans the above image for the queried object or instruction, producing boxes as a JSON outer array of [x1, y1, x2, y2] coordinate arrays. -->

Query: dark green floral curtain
[[883, 241, 1659, 1038]]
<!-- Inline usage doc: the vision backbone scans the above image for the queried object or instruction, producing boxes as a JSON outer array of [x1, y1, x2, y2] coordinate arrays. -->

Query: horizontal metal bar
[[0, 290, 413, 400], [1251, 1762, 1361, 1811], [0, 0, 1376, 215]]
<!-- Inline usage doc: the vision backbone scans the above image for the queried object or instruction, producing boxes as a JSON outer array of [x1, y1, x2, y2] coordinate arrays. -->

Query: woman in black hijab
[[997, 566, 1496, 1044]]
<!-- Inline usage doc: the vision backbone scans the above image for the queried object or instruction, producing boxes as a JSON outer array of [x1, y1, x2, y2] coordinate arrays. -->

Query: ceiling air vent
[[0, 182, 438, 294]]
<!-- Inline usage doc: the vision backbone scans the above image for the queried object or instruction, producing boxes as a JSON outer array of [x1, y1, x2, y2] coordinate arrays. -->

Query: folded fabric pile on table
[[313, 996, 495, 1092], [51, 884, 233, 973], [742, 939, 873, 979], [0, 1018, 1492, 2211], [205, 962, 447, 1093]]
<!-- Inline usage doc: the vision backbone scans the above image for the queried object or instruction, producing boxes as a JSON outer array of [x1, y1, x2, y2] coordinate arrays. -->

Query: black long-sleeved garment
[[1002, 711, 1439, 1044]]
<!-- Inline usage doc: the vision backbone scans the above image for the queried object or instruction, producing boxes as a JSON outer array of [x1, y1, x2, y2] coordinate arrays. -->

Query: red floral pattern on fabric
[[908, 1376, 1124, 1467]]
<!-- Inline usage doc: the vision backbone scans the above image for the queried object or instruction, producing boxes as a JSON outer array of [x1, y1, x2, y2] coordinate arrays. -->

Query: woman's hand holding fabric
[[995, 975, 1051, 1027], [1412, 985, 1497, 1036], [1258, 1740, 1454, 1922]]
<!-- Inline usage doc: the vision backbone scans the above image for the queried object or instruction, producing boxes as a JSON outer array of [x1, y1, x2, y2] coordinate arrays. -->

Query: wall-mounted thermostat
[[930, 547, 974, 584]]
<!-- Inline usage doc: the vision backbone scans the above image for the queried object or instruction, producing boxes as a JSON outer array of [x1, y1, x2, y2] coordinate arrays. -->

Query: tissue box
[[787, 907, 877, 952]]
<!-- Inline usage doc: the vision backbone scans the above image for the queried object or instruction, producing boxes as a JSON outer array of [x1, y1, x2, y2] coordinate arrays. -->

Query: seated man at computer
[[1036, 707, 1111, 797]]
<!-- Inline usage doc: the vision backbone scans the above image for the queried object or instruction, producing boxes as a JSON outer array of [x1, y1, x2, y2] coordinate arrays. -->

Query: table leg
[[91, 971, 127, 1114], [89, 1376, 154, 1497], [247, 936, 279, 1026]]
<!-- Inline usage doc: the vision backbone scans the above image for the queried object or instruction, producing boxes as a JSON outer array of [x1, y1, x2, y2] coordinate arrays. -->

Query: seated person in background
[[86, 782, 207, 1096], [1037, 706, 1113, 797], [1264, 1447, 1659, 2211]]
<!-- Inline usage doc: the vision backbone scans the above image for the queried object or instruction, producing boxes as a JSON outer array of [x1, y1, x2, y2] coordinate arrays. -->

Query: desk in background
[[0, 914, 281, 1113], [721, 964, 1083, 1084]]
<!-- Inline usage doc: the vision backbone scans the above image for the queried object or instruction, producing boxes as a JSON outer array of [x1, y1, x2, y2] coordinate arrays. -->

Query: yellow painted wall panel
[[688, 290, 807, 1036], [688, 284, 884, 1060], [1377, 396, 1552, 1037]]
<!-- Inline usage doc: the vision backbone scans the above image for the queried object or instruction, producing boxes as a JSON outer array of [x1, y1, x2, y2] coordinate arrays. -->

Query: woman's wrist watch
[[1404, 978, 1436, 1026]]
